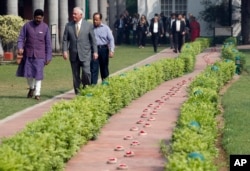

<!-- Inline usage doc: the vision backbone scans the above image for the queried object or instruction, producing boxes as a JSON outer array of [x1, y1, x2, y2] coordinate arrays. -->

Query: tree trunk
[[241, 0, 250, 44], [7, 0, 18, 15], [59, 0, 68, 46], [48, 0, 60, 51]]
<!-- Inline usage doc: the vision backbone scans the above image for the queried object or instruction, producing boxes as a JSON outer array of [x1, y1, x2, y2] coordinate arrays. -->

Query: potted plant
[[0, 15, 25, 61]]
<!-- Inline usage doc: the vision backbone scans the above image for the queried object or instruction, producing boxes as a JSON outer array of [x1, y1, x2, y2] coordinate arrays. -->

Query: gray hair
[[74, 7, 84, 15]]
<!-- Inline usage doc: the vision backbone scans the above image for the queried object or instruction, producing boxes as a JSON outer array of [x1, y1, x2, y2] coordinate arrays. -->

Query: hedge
[[165, 40, 236, 171], [0, 38, 210, 170]]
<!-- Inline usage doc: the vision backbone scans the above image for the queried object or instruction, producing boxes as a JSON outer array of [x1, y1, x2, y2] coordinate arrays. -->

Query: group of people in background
[[114, 11, 200, 53]]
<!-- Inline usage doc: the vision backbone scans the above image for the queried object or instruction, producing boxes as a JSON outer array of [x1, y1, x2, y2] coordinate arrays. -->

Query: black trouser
[[151, 33, 159, 52], [116, 28, 123, 45], [91, 45, 109, 84], [138, 31, 146, 46], [174, 32, 184, 52], [70, 57, 91, 94]]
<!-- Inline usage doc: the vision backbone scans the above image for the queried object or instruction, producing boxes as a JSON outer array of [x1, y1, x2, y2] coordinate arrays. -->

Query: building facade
[[0, 0, 126, 51], [138, 0, 241, 37], [0, 0, 241, 51]]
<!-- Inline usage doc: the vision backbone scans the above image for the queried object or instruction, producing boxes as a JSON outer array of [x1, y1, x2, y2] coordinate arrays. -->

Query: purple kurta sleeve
[[17, 24, 27, 50]]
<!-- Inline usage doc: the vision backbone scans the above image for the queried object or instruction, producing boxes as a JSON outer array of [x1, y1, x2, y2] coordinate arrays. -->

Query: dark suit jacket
[[62, 20, 97, 62], [149, 21, 163, 35], [171, 20, 186, 35], [114, 18, 124, 29]]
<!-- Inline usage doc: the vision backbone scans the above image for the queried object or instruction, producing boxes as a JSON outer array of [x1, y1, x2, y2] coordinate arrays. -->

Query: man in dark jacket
[[171, 14, 186, 53], [149, 14, 164, 53]]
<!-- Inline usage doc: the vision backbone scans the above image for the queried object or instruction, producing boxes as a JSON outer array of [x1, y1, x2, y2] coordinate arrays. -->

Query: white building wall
[[138, 0, 160, 23], [138, 0, 219, 37], [187, 0, 216, 37]]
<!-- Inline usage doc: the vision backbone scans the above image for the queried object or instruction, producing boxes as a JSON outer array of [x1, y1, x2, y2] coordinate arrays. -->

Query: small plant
[[0, 15, 25, 52]]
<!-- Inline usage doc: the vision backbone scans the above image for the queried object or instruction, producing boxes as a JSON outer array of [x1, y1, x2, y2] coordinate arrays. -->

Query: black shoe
[[173, 50, 177, 53], [27, 88, 35, 98], [34, 96, 40, 100]]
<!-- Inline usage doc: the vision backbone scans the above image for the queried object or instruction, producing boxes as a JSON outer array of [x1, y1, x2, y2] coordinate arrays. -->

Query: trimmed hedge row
[[165, 42, 236, 170], [0, 38, 210, 170], [221, 37, 246, 74]]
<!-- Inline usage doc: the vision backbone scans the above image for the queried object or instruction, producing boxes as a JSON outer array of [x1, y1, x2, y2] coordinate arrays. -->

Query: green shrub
[[0, 39, 210, 170]]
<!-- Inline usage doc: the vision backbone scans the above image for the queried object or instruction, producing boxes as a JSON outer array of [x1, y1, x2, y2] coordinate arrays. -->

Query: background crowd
[[114, 10, 200, 53]]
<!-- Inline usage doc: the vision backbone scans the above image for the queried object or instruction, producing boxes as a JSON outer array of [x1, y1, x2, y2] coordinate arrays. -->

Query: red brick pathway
[[64, 48, 221, 171], [0, 47, 221, 171]]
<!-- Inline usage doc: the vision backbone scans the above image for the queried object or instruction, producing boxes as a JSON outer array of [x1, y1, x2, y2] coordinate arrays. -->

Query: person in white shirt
[[171, 14, 186, 53], [149, 14, 164, 53]]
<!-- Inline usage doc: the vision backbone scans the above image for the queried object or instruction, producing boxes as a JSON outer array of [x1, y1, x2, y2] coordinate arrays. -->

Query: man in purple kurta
[[16, 9, 52, 100]]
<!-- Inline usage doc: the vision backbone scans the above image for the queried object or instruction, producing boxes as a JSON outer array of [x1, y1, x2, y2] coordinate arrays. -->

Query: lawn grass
[[0, 45, 165, 119], [222, 49, 250, 154]]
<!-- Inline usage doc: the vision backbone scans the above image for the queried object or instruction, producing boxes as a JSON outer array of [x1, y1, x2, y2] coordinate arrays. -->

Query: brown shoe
[[27, 88, 35, 98], [34, 96, 40, 100]]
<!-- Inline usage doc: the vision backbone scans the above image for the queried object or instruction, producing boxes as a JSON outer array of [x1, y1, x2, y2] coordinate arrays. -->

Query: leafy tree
[[199, 0, 230, 29], [0, 15, 25, 51]]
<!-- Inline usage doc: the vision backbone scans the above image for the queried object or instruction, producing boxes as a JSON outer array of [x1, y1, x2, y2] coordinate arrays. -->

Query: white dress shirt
[[176, 20, 180, 32], [153, 22, 158, 33]]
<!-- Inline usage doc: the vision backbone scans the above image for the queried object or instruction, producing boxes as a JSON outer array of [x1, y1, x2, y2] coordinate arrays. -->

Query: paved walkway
[[0, 47, 221, 171], [65, 48, 221, 171]]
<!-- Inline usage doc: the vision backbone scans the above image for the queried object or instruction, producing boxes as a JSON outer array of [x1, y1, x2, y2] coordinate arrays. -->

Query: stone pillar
[[89, 0, 98, 19], [99, 0, 108, 24], [7, 0, 18, 15], [59, 0, 68, 44], [32, 0, 45, 12], [75, 0, 86, 16]]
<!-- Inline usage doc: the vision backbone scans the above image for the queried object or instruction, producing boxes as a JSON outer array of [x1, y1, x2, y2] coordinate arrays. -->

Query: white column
[[59, 0, 68, 43], [48, 0, 60, 51], [32, 0, 45, 12], [138, 0, 147, 16], [75, 0, 86, 16], [89, 0, 98, 19], [7, 0, 18, 15], [147, 0, 160, 20], [99, 0, 108, 24]]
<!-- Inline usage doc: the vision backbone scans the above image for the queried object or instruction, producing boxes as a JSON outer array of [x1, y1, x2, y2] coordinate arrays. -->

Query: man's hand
[[109, 52, 114, 58], [45, 61, 51, 65], [93, 52, 98, 60], [18, 49, 24, 55], [63, 51, 68, 60]]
